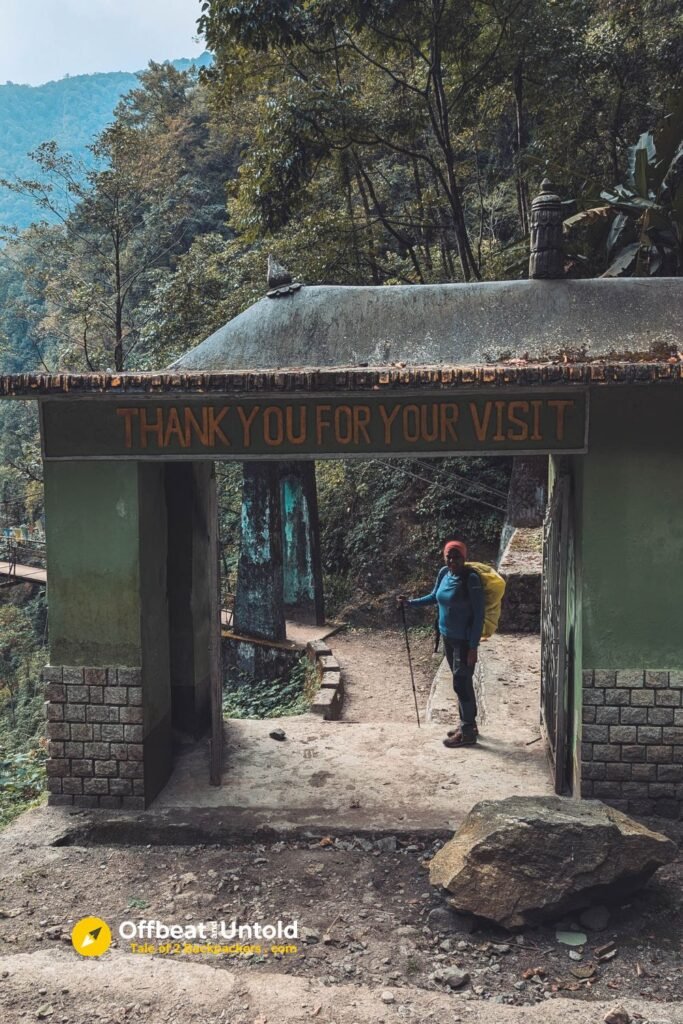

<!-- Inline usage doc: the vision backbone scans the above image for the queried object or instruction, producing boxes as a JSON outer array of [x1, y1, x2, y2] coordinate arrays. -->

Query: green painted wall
[[568, 454, 584, 794], [44, 461, 142, 666], [580, 386, 683, 669], [138, 464, 171, 731], [165, 462, 212, 736]]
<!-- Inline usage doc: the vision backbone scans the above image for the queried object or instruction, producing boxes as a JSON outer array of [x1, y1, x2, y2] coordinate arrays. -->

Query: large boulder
[[429, 796, 676, 929]]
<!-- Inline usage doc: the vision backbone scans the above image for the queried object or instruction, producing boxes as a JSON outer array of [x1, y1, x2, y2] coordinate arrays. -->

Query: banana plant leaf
[[601, 186, 657, 212], [606, 212, 635, 260], [654, 93, 683, 182], [627, 131, 656, 198], [563, 205, 612, 233], [660, 141, 683, 219], [602, 242, 640, 277]]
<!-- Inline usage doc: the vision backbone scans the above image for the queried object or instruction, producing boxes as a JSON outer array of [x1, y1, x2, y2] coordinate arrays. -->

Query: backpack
[[433, 561, 506, 651]]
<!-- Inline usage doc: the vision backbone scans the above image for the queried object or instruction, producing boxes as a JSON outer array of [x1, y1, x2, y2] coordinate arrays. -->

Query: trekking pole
[[400, 603, 421, 728]]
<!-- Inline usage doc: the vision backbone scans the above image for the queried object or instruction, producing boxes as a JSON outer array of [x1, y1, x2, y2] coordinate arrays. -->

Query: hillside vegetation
[[0, 1, 682, 823], [0, 54, 212, 231]]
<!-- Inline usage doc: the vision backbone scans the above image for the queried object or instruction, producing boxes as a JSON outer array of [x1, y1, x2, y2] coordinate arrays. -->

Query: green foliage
[[316, 456, 510, 615], [565, 92, 683, 277], [0, 594, 48, 828], [222, 655, 317, 718], [0, 747, 46, 827]]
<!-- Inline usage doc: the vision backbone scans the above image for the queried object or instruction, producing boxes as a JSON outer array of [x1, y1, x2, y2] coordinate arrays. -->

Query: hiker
[[399, 540, 485, 747]]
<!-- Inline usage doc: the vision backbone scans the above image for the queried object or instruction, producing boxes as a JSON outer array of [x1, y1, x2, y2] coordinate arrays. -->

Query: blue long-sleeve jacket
[[408, 567, 485, 647]]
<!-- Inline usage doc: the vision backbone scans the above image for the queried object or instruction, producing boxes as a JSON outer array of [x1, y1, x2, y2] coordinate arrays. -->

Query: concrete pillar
[[165, 462, 214, 738], [233, 461, 286, 642], [280, 461, 325, 626], [506, 455, 548, 528], [43, 461, 171, 810]]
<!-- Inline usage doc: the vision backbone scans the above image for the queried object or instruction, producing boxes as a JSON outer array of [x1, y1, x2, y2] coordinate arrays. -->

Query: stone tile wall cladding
[[43, 666, 145, 810], [582, 669, 683, 819]]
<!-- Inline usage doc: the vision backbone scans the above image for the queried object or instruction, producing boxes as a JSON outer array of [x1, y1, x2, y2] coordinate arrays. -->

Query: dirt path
[[0, 812, 682, 1024], [333, 627, 437, 723]]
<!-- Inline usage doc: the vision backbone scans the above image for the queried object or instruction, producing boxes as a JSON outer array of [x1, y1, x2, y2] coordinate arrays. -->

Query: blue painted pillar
[[233, 461, 286, 642], [280, 461, 325, 626]]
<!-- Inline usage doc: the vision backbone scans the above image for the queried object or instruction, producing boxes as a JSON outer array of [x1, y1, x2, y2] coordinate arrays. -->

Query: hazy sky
[[1, 0, 206, 86]]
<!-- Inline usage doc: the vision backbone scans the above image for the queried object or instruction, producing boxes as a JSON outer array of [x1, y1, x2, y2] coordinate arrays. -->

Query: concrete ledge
[[307, 639, 332, 661], [497, 527, 542, 634], [306, 642, 344, 720]]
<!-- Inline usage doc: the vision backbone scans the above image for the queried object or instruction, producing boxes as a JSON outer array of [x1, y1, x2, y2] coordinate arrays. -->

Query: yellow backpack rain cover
[[466, 562, 506, 639]]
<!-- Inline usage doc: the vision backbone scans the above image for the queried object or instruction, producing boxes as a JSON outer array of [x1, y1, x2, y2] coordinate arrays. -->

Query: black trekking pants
[[443, 638, 477, 729]]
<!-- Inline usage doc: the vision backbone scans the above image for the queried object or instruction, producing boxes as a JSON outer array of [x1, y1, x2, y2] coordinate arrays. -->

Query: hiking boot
[[447, 723, 478, 738], [443, 727, 477, 748]]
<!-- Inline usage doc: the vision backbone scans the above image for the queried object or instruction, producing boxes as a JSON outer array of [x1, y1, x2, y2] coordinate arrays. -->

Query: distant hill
[[0, 53, 213, 231]]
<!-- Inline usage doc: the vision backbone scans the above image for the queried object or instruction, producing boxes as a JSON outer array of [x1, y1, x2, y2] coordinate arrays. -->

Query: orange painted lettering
[[354, 406, 371, 445], [139, 407, 164, 449], [530, 400, 542, 440], [207, 407, 230, 448], [378, 404, 401, 445], [403, 405, 420, 443], [164, 407, 188, 448], [420, 404, 439, 442], [237, 406, 260, 447], [184, 407, 209, 446], [493, 401, 506, 442], [469, 402, 492, 442], [116, 408, 139, 449], [548, 400, 573, 442], [285, 406, 306, 445], [263, 407, 284, 447], [334, 406, 353, 445], [506, 401, 529, 442], [440, 403, 459, 443], [316, 405, 332, 445]]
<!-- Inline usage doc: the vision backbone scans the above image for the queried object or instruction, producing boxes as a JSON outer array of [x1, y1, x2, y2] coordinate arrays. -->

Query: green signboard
[[41, 391, 588, 460]]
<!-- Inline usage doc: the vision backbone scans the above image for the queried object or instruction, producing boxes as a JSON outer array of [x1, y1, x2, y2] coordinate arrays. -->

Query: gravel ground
[[0, 824, 681, 1023]]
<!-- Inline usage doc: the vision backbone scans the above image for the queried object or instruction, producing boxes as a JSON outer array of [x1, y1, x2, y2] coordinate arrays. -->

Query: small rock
[[604, 1007, 630, 1024], [428, 906, 474, 934], [579, 905, 611, 931], [375, 837, 398, 853], [36, 1006, 53, 1020], [568, 950, 583, 961], [302, 928, 319, 943], [514, 981, 526, 991], [269, 728, 286, 741], [493, 942, 511, 954], [44, 927, 61, 940], [380, 990, 395, 1004], [556, 929, 587, 946], [443, 968, 470, 990]]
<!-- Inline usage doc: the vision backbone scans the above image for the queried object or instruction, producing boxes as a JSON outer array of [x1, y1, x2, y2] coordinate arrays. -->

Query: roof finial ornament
[[266, 255, 302, 298], [267, 255, 292, 289], [529, 174, 565, 280]]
